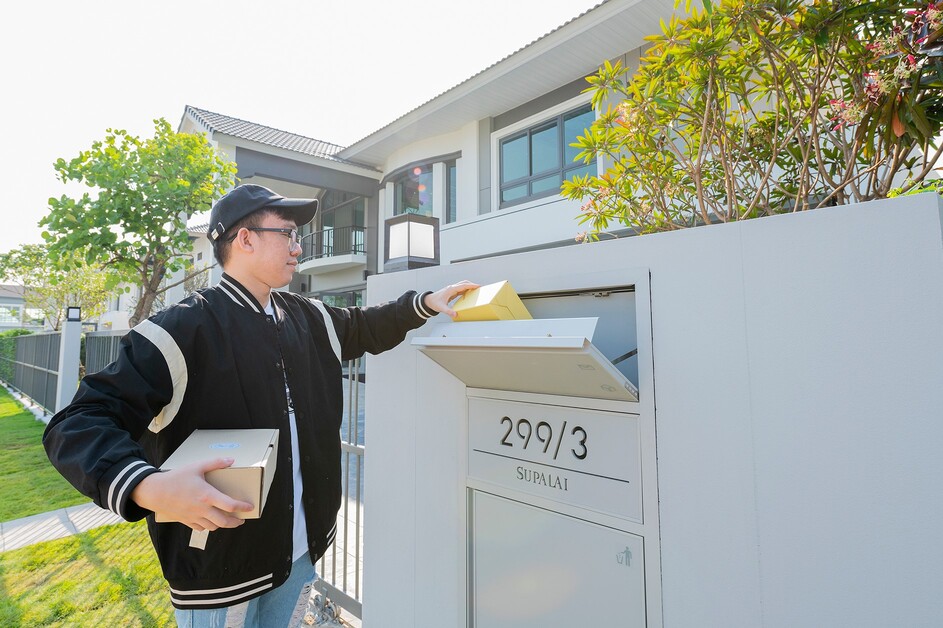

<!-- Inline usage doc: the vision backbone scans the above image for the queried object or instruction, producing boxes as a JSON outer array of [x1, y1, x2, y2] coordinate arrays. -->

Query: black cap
[[207, 184, 319, 242]]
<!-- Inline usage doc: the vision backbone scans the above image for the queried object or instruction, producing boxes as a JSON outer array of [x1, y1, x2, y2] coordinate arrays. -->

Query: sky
[[1, 0, 603, 254]]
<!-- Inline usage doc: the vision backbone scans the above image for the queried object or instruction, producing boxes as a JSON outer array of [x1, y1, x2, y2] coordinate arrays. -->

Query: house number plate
[[467, 397, 643, 523]]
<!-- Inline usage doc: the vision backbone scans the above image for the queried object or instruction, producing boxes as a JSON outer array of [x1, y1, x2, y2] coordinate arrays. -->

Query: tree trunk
[[128, 263, 166, 327]]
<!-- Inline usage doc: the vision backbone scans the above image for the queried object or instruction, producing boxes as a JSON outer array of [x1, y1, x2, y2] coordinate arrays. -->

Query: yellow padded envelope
[[452, 280, 532, 321]]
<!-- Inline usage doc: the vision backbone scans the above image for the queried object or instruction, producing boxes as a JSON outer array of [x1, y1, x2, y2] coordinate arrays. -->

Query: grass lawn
[[0, 387, 88, 522], [0, 386, 174, 626], [0, 520, 173, 627]]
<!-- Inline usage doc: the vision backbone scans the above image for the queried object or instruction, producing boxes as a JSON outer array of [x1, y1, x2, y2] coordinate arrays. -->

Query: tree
[[564, 0, 943, 238], [41, 118, 237, 326], [0, 244, 117, 330]]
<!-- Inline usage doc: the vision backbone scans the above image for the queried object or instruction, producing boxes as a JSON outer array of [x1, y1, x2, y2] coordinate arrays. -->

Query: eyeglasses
[[246, 227, 302, 250]]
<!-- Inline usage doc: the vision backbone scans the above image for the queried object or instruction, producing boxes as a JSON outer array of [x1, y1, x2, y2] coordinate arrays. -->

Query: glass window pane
[[354, 199, 365, 227], [395, 166, 434, 216], [531, 173, 562, 196], [335, 206, 352, 229], [25, 308, 45, 326], [564, 105, 595, 164], [447, 162, 457, 224], [531, 122, 559, 175], [501, 184, 528, 204], [565, 162, 596, 183], [0, 306, 21, 324], [501, 134, 529, 183]]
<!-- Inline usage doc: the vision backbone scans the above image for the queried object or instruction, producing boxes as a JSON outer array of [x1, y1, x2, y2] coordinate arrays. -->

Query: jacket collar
[[217, 273, 282, 322]]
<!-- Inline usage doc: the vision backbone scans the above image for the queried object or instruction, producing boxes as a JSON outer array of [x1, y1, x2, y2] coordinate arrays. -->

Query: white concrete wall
[[304, 267, 365, 294], [364, 193, 943, 627], [439, 195, 585, 262]]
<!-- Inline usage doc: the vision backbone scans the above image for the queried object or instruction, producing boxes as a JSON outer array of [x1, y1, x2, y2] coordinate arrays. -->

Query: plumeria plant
[[564, 0, 943, 239]]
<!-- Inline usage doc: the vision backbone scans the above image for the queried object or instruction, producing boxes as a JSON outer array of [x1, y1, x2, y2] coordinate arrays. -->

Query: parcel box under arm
[[155, 428, 279, 522]]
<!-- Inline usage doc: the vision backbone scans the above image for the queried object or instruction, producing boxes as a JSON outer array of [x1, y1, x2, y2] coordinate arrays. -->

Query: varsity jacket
[[43, 273, 435, 609]]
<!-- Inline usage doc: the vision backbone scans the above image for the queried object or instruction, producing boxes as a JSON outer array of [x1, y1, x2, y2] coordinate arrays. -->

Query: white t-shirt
[[265, 303, 308, 562]]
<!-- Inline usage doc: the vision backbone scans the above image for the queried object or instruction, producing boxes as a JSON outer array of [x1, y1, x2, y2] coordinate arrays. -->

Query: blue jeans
[[174, 552, 317, 628]]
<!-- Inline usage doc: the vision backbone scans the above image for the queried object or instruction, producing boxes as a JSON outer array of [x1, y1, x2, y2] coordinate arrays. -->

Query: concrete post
[[55, 319, 82, 412]]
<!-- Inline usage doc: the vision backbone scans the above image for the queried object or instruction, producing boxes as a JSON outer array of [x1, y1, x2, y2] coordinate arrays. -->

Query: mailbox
[[412, 276, 661, 628]]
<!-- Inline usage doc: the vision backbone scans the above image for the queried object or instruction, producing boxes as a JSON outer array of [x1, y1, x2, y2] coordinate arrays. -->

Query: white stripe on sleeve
[[132, 319, 189, 433]]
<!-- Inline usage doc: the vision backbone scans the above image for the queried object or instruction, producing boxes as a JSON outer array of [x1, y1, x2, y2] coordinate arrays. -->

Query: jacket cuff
[[412, 291, 436, 320], [98, 456, 161, 521]]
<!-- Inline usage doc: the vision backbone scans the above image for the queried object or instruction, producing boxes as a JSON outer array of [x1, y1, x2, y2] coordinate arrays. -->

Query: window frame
[[392, 165, 435, 217], [0, 304, 22, 325], [492, 95, 597, 211], [445, 160, 457, 224]]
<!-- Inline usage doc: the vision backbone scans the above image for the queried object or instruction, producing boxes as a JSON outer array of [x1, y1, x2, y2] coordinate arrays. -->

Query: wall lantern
[[384, 213, 440, 273], [66, 306, 82, 322]]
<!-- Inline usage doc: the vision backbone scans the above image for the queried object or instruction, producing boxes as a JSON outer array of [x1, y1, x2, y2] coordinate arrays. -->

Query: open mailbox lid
[[413, 318, 639, 402]]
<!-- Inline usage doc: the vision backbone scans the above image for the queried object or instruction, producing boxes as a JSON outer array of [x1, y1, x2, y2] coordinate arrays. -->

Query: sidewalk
[[0, 501, 123, 552]]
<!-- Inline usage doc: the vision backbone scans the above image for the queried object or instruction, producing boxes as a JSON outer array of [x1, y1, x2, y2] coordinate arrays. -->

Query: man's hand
[[423, 280, 480, 319], [131, 458, 255, 532]]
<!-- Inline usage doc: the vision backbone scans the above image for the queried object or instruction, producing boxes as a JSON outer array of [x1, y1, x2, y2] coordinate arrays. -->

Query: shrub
[[565, 0, 943, 238]]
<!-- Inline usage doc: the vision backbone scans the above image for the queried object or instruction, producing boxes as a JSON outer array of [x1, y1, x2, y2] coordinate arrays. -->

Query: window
[[394, 165, 434, 216], [499, 103, 596, 208], [25, 308, 45, 326], [319, 290, 364, 308], [446, 161, 457, 224], [0, 305, 21, 324], [310, 192, 366, 260]]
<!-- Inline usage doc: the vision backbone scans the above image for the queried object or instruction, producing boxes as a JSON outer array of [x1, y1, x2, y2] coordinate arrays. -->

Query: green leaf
[[42, 118, 236, 323], [908, 103, 932, 139]]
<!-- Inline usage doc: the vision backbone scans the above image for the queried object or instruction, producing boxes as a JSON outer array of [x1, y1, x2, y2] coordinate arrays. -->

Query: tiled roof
[[184, 106, 372, 168]]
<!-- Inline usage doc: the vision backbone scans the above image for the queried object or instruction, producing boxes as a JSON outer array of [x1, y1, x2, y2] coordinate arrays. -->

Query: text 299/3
[[499, 416, 588, 460]]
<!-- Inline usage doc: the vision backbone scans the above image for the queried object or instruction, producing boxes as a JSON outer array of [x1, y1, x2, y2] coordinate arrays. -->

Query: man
[[43, 183, 477, 627]]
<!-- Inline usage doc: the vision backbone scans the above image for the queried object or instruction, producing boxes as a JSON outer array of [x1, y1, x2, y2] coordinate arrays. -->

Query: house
[[172, 0, 677, 306], [172, 107, 384, 309], [96, 289, 136, 331], [0, 285, 46, 330]]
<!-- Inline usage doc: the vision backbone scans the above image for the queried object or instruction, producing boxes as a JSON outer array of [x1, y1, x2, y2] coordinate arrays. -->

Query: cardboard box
[[452, 280, 532, 321], [155, 428, 279, 522]]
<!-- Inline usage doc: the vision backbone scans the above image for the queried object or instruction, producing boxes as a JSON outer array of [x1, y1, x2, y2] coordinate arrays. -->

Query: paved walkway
[[0, 501, 123, 552]]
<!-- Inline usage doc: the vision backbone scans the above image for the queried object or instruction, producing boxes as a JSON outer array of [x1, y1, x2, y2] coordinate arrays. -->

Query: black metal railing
[[85, 330, 126, 375], [300, 227, 366, 263], [0, 332, 60, 414], [314, 356, 365, 619]]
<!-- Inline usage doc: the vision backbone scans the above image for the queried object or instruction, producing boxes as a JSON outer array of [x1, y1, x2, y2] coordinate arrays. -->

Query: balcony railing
[[300, 226, 366, 264]]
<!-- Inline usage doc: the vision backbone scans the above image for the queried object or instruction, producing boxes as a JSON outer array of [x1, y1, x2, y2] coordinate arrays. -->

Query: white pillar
[[378, 184, 393, 273], [55, 319, 82, 412]]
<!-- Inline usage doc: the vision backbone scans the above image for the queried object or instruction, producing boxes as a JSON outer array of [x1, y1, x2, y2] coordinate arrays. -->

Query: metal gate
[[314, 356, 365, 620], [0, 332, 60, 415], [85, 330, 126, 375]]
